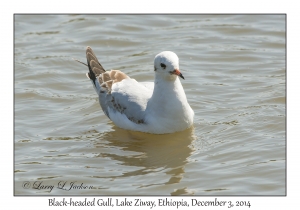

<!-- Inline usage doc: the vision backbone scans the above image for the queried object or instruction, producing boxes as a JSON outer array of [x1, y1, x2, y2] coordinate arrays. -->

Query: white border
[[5, 0, 295, 209]]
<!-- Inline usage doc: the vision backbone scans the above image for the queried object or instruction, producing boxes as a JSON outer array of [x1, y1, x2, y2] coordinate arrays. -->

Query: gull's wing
[[86, 46, 106, 85], [99, 78, 153, 124], [84, 46, 153, 124]]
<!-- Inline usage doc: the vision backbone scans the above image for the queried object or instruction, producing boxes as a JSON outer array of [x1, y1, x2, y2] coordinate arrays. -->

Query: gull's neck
[[147, 75, 188, 115], [153, 75, 185, 97], [144, 74, 194, 133]]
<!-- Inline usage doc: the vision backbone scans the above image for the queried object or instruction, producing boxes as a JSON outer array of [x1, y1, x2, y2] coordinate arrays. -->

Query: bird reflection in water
[[91, 125, 197, 187]]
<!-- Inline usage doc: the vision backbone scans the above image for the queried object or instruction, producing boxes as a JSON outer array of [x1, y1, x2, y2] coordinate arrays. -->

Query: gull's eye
[[160, 63, 166, 69]]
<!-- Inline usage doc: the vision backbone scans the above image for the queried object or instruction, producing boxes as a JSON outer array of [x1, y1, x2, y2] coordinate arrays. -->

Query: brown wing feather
[[85, 47, 130, 93], [86, 46, 106, 84]]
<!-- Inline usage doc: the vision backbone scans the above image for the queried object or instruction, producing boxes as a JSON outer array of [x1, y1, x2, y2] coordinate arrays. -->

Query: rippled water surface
[[14, 14, 285, 195]]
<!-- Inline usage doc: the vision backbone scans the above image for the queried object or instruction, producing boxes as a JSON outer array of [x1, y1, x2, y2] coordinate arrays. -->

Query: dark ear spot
[[160, 63, 166, 69]]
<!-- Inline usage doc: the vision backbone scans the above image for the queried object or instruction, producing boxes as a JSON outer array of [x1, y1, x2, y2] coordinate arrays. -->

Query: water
[[14, 14, 285, 195]]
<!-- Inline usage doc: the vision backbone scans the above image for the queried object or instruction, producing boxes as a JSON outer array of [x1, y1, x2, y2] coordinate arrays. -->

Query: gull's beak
[[172, 69, 185, 79]]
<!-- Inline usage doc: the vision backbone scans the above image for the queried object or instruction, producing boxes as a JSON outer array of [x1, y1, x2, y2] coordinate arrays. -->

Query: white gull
[[77, 46, 194, 134]]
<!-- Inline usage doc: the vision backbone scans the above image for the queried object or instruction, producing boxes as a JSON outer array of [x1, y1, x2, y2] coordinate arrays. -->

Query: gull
[[75, 46, 194, 134]]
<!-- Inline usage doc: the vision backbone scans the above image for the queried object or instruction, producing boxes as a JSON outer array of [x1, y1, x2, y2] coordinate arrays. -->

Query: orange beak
[[172, 69, 185, 79]]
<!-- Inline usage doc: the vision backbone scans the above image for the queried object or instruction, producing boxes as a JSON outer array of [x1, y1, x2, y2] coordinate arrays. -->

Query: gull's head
[[154, 51, 184, 81]]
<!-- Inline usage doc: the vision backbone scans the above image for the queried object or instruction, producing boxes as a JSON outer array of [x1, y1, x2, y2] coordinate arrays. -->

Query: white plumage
[[81, 47, 194, 134]]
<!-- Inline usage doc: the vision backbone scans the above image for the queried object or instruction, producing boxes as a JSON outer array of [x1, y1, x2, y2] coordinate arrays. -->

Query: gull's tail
[[74, 46, 106, 86], [86, 46, 106, 86]]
